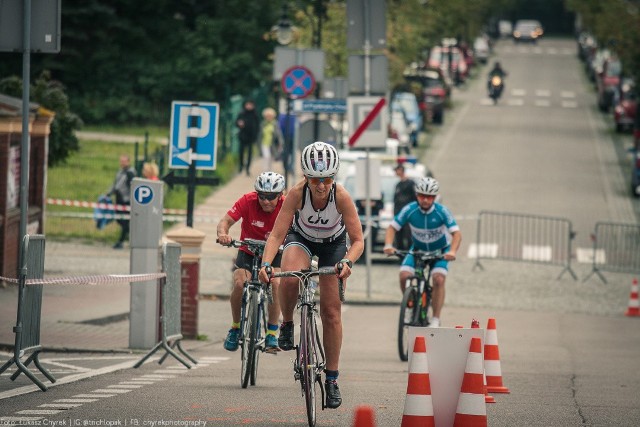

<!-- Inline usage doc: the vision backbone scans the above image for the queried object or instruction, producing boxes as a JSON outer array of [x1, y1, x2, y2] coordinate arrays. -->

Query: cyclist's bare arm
[[383, 225, 398, 255], [258, 185, 302, 283], [335, 184, 364, 277], [216, 213, 237, 245], [444, 229, 462, 261]]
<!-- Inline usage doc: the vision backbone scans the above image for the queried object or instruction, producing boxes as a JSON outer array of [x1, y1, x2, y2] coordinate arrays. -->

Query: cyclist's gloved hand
[[444, 251, 457, 261], [383, 244, 395, 256]]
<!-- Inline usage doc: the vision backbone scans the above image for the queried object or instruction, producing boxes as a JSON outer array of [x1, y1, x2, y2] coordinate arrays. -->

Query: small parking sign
[[134, 185, 154, 205], [169, 101, 219, 170]]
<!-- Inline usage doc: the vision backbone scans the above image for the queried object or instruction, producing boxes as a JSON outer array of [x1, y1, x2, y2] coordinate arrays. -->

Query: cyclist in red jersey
[[217, 172, 286, 352]]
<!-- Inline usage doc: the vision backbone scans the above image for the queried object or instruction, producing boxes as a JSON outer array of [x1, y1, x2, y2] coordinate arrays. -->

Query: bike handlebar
[[271, 266, 346, 303], [392, 249, 446, 262]]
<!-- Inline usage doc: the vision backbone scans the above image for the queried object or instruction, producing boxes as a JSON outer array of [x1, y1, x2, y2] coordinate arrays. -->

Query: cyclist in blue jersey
[[382, 176, 462, 327]]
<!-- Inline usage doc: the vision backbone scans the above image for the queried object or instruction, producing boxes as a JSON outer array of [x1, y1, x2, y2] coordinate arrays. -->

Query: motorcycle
[[488, 75, 504, 104]]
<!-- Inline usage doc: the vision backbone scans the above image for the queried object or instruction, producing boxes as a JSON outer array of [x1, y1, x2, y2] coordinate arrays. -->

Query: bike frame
[[272, 266, 343, 427]]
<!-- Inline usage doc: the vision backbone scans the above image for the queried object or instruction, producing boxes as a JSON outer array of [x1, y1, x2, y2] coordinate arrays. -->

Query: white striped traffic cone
[[453, 337, 488, 427], [401, 336, 435, 427], [625, 278, 639, 317], [484, 318, 510, 393], [470, 319, 495, 404]]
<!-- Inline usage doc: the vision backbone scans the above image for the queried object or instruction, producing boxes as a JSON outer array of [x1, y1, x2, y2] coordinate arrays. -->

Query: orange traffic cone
[[353, 405, 376, 427], [401, 336, 435, 427], [453, 337, 487, 427], [625, 278, 640, 317], [484, 318, 510, 393], [470, 319, 495, 404]]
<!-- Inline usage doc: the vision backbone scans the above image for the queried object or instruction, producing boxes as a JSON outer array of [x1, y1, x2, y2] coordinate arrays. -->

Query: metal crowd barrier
[[0, 235, 179, 391], [134, 242, 197, 369], [583, 221, 640, 284], [473, 210, 577, 280], [0, 235, 56, 391]]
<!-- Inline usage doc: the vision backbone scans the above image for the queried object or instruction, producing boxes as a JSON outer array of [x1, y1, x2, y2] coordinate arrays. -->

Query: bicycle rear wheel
[[241, 289, 258, 388], [398, 284, 419, 362], [300, 305, 318, 426]]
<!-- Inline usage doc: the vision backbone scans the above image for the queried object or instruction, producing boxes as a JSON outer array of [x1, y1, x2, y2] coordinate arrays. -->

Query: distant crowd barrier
[[472, 210, 577, 280], [583, 222, 640, 284], [0, 235, 194, 392]]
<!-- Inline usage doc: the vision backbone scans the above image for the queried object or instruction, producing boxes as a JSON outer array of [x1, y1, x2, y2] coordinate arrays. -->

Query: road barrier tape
[[46, 198, 188, 215], [0, 272, 166, 286], [47, 211, 220, 223]]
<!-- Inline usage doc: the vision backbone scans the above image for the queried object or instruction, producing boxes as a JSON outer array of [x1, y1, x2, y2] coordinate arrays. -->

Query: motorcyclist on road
[[487, 61, 507, 98]]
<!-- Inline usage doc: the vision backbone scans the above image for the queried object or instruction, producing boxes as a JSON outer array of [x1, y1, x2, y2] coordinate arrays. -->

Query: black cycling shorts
[[234, 250, 281, 271], [284, 230, 347, 268]]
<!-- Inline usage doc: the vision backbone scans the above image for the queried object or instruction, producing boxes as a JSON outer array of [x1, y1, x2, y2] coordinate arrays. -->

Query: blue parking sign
[[169, 101, 219, 170]]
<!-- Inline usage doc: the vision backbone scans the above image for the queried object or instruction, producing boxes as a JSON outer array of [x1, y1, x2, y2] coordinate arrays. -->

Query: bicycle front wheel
[[398, 284, 419, 362], [300, 305, 318, 426], [250, 299, 267, 386], [241, 289, 259, 388]]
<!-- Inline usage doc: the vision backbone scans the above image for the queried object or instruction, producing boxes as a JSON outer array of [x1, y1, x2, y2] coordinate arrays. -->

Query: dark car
[[403, 65, 449, 125], [596, 56, 622, 112], [613, 78, 637, 133]]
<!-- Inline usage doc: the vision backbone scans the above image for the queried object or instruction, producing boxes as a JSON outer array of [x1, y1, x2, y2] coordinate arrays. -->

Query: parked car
[[632, 151, 640, 198], [473, 36, 490, 64], [512, 19, 543, 43], [388, 108, 412, 154], [390, 91, 422, 147], [403, 65, 449, 125], [342, 161, 434, 256], [498, 20, 513, 38], [428, 45, 468, 85], [613, 78, 637, 133], [597, 56, 622, 112]]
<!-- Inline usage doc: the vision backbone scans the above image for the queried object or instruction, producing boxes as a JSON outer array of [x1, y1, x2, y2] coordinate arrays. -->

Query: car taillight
[[418, 101, 426, 111]]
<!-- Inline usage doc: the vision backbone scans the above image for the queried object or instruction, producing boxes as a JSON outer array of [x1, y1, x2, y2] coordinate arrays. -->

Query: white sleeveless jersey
[[292, 184, 345, 242]]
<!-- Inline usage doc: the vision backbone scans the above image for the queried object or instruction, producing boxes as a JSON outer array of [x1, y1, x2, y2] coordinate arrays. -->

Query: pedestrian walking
[[106, 154, 136, 249], [258, 107, 284, 172], [236, 100, 260, 176]]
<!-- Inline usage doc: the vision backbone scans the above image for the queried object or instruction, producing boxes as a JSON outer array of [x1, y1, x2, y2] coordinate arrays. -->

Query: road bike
[[219, 238, 274, 388], [394, 249, 444, 362], [270, 263, 345, 427]]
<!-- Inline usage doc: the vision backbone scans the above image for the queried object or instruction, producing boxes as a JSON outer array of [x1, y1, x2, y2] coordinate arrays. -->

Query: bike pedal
[[264, 347, 281, 354]]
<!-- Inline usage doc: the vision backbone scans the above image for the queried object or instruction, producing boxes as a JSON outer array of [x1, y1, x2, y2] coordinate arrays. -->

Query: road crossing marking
[[576, 248, 606, 264], [535, 89, 551, 97], [561, 91, 576, 98], [54, 398, 98, 403], [522, 245, 553, 262], [16, 410, 63, 415], [507, 99, 524, 106], [467, 244, 599, 264], [561, 100, 578, 108], [92, 388, 132, 394], [511, 89, 527, 96], [38, 403, 83, 408], [73, 393, 116, 398], [467, 243, 498, 259]]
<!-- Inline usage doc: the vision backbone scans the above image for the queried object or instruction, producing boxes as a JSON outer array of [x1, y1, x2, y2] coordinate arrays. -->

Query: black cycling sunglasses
[[258, 193, 280, 201]]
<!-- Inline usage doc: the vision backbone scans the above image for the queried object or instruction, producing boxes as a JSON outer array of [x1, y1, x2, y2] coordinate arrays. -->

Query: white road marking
[[511, 89, 526, 96], [576, 248, 606, 264], [38, 403, 83, 408], [535, 89, 551, 97], [467, 243, 498, 259], [562, 101, 578, 108], [522, 245, 553, 262], [507, 99, 524, 106], [16, 410, 63, 415], [73, 393, 116, 398], [139, 374, 175, 379], [110, 384, 143, 389], [561, 91, 576, 98], [92, 388, 131, 394], [54, 398, 98, 403]]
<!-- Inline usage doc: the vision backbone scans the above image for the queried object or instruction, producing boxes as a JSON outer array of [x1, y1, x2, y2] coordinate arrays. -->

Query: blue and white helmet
[[300, 141, 340, 178], [254, 172, 285, 193]]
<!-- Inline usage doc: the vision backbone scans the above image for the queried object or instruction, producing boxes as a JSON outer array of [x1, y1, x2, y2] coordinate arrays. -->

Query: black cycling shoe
[[278, 321, 294, 351], [325, 380, 342, 409]]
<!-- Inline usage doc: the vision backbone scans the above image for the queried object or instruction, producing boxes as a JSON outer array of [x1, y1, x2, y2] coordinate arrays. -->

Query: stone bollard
[[165, 227, 206, 339]]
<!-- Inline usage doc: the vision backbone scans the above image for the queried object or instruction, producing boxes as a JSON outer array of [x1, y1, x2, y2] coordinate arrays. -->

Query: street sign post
[[347, 96, 387, 148], [292, 99, 347, 114], [166, 101, 220, 227]]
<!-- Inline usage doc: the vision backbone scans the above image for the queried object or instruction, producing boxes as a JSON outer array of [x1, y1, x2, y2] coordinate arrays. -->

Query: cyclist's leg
[[318, 273, 342, 371], [230, 268, 249, 324], [430, 260, 449, 321], [399, 253, 415, 293], [267, 252, 284, 327]]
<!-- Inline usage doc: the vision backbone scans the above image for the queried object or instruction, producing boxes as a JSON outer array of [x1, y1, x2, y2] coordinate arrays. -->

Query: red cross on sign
[[281, 66, 316, 99]]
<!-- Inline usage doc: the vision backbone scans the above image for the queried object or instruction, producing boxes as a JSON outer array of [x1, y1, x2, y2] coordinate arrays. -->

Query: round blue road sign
[[281, 66, 316, 99]]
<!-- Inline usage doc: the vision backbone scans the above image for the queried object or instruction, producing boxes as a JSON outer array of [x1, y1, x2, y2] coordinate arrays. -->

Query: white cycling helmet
[[300, 141, 340, 178], [415, 176, 439, 196], [254, 172, 285, 193]]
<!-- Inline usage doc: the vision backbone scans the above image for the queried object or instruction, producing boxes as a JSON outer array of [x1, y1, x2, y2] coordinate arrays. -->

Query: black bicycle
[[219, 238, 274, 388], [270, 264, 344, 427], [395, 249, 444, 362]]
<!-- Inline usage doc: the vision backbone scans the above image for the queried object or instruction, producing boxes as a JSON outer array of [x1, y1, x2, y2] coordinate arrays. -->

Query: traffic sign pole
[[187, 114, 197, 227]]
